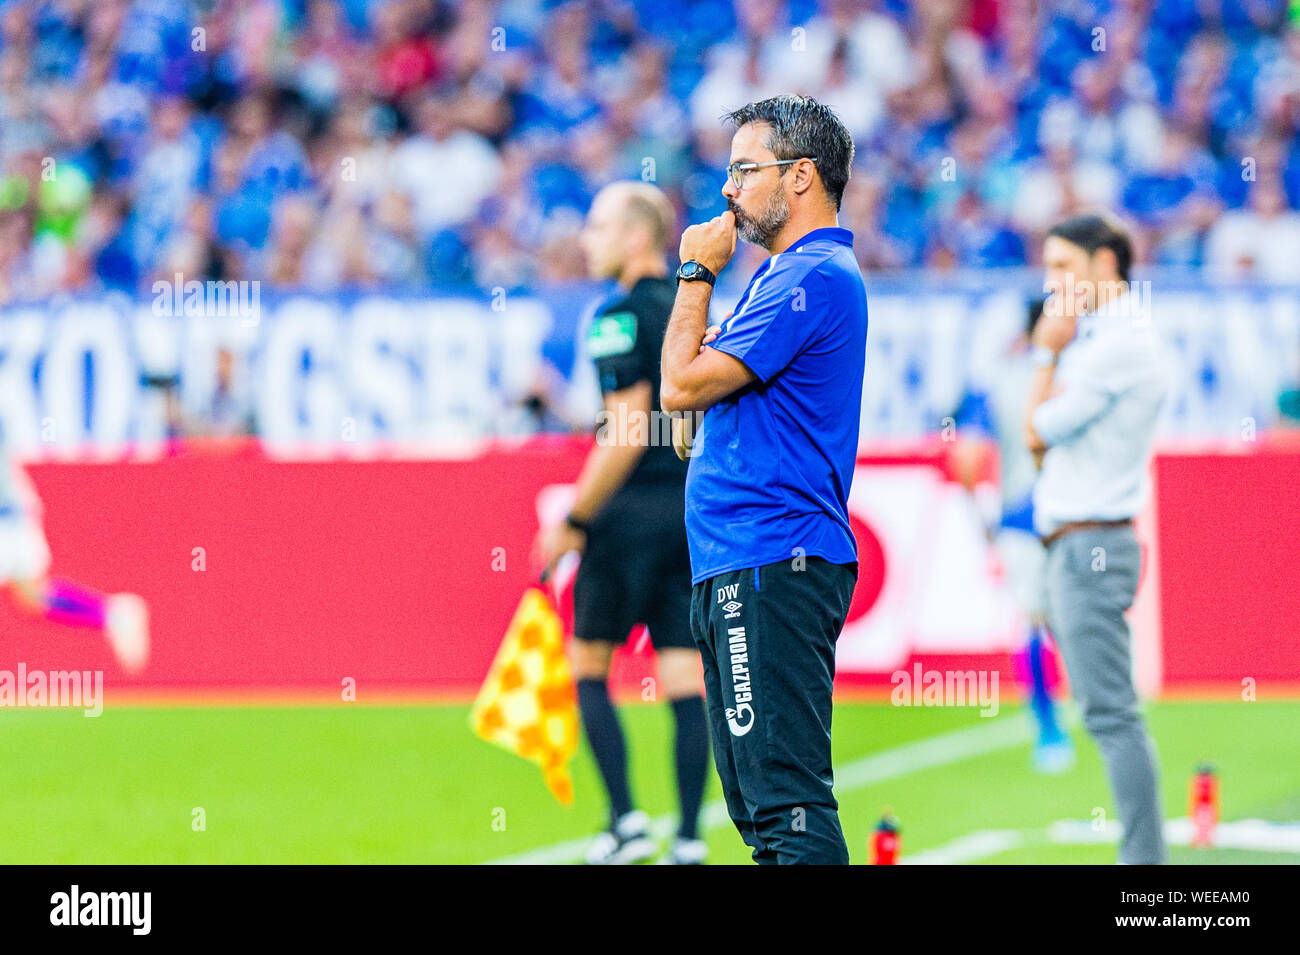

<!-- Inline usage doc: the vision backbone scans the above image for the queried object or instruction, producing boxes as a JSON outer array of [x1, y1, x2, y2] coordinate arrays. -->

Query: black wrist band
[[564, 513, 589, 532]]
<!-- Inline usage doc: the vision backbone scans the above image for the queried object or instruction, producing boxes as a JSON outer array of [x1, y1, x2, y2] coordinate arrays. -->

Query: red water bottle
[[1189, 764, 1218, 848], [871, 810, 900, 864]]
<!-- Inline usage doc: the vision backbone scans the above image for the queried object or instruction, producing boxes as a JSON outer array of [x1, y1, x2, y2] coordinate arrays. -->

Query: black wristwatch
[[676, 260, 716, 286]]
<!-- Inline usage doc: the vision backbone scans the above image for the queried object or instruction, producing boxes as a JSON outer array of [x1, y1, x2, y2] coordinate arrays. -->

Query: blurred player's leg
[[2, 511, 149, 673], [11, 577, 151, 675], [104, 592, 150, 673], [13, 575, 104, 627], [1025, 624, 1073, 771], [997, 527, 1073, 772]]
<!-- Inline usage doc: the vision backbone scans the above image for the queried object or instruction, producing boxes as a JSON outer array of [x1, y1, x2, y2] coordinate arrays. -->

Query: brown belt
[[1040, 518, 1133, 549]]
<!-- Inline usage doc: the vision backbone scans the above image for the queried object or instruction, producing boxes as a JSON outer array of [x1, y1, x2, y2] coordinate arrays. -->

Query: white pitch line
[[1051, 817, 1300, 854], [907, 818, 1300, 865], [904, 829, 1025, 865], [485, 715, 1036, 865]]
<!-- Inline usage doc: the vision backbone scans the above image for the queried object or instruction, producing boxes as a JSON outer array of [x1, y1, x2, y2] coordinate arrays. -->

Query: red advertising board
[[1154, 441, 1300, 689], [2, 438, 1297, 696]]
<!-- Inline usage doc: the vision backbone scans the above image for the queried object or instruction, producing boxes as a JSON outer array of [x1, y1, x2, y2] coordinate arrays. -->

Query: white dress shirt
[[1031, 290, 1171, 537]]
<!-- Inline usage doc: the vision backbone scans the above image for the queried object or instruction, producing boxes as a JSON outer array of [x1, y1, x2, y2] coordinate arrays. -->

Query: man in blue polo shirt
[[660, 95, 867, 865]]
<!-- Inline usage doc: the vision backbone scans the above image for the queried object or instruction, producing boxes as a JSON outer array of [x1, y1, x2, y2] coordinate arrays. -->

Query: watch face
[[680, 262, 698, 279]]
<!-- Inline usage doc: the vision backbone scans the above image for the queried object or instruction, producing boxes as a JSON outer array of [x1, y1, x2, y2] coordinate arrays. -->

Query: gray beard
[[730, 192, 789, 250]]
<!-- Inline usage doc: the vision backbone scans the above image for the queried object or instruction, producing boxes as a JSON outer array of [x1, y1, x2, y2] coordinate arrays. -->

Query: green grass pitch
[[1, 698, 1296, 864]]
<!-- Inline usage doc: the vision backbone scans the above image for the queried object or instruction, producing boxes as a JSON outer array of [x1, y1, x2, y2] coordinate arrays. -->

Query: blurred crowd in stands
[[1, 0, 1299, 306]]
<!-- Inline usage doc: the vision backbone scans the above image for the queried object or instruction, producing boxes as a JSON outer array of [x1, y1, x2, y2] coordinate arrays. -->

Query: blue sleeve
[[708, 260, 824, 383]]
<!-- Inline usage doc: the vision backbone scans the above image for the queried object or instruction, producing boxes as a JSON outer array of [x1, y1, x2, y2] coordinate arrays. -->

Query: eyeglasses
[[725, 157, 818, 190]]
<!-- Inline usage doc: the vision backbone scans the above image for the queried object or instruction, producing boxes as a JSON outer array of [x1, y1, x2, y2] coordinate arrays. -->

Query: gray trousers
[[1044, 525, 1168, 864]]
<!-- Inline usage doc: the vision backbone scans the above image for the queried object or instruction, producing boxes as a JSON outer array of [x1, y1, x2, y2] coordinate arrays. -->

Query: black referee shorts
[[573, 483, 694, 651], [690, 555, 857, 864]]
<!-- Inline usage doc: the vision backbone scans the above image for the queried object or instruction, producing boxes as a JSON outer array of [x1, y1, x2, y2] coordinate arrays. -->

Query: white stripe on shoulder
[[726, 253, 780, 332]]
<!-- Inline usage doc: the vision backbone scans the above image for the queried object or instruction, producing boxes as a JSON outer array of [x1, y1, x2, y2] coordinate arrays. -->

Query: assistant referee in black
[[534, 182, 709, 866]]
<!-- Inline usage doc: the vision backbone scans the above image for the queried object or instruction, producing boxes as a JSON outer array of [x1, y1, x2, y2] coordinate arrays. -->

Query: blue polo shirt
[[685, 227, 868, 585]]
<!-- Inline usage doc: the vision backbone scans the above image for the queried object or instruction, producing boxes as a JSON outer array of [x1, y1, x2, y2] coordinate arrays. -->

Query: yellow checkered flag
[[470, 587, 578, 804]]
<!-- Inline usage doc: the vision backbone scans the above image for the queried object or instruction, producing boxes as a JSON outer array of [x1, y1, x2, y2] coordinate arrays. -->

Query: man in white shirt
[[1203, 175, 1300, 282], [389, 94, 502, 239], [1024, 213, 1171, 865]]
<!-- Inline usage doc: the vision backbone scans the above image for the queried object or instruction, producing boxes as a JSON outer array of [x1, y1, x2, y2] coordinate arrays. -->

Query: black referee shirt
[[585, 275, 687, 488]]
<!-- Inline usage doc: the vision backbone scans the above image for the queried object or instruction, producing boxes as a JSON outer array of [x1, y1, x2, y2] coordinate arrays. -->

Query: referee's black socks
[[577, 679, 708, 842], [576, 678, 634, 824], [671, 694, 708, 841]]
